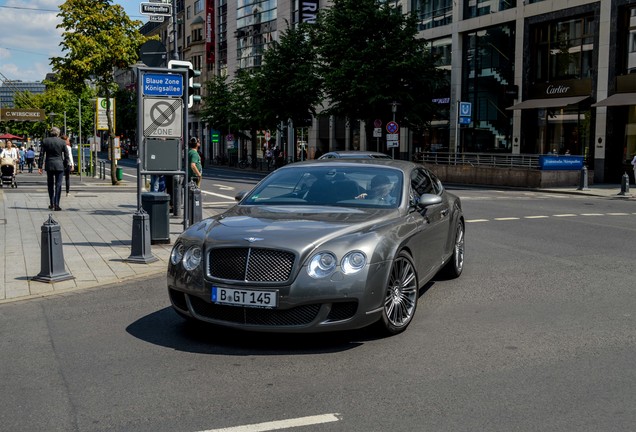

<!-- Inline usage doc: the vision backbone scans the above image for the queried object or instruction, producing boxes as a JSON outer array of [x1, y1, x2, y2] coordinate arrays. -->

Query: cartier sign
[[546, 84, 570, 95], [531, 79, 591, 99]]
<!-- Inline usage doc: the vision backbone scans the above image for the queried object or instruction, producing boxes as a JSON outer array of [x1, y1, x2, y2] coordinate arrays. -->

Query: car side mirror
[[235, 191, 247, 202], [416, 194, 442, 210]]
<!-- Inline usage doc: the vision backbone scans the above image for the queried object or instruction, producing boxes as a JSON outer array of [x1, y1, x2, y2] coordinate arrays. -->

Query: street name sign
[[143, 97, 183, 138], [0, 108, 45, 122], [149, 15, 165, 22], [139, 2, 172, 16], [142, 73, 183, 97]]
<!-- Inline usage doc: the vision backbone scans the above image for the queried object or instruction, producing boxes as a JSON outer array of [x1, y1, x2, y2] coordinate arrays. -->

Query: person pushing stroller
[[1, 140, 19, 188]]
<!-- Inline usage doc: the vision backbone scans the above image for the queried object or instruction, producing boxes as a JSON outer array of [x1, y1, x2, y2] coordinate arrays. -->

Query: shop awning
[[591, 93, 636, 107], [506, 96, 589, 110]]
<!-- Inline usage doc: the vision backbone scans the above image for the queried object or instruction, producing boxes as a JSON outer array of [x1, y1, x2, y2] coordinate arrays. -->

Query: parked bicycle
[[238, 155, 253, 169]]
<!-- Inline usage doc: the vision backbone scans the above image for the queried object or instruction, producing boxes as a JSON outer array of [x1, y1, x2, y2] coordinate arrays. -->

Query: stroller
[[0, 156, 18, 188]]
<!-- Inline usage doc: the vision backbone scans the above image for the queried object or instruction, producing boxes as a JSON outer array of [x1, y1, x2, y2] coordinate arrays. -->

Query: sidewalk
[[1, 168, 632, 304], [0, 171, 226, 304]]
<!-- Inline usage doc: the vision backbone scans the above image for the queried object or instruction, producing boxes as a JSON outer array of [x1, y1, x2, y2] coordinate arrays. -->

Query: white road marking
[[197, 413, 341, 432], [212, 183, 236, 190], [524, 215, 549, 219], [466, 219, 489, 223], [494, 217, 520, 221], [580, 213, 604, 216], [553, 214, 577, 217], [201, 190, 235, 200], [607, 212, 630, 216]]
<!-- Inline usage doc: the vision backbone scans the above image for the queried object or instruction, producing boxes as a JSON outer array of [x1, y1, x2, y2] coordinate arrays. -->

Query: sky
[[0, 0, 148, 83]]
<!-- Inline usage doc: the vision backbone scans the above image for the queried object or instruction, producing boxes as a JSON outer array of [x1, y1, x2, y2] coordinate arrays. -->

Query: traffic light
[[168, 60, 202, 108]]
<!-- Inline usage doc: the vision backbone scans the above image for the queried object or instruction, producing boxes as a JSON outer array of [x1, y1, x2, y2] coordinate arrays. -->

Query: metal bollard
[[127, 209, 158, 263], [100, 161, 106, 179], [577, 165, 590, 191], [188, 181, 203, 226], [618, 172, 630, 196], [173, 176, 182, 217], [32, 215, 74, 283]]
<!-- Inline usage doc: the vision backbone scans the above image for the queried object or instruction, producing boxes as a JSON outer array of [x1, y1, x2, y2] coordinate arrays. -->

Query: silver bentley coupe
[[168, 159, 464, 335]]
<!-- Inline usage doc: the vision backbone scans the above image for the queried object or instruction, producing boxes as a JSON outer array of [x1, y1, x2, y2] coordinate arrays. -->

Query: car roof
[[288, 158, 419, 172], [318, 151, 392, 159]]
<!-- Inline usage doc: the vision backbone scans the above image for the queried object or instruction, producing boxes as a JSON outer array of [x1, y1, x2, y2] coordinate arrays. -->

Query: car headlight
[[307, 252, 337, 278], [341, 251, 367, 274], [170, 243, 185, 266], [182, 246, 202, 271]]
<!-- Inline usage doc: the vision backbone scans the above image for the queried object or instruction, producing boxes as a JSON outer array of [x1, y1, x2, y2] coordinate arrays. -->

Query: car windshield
[[242, 166, 403, 208]]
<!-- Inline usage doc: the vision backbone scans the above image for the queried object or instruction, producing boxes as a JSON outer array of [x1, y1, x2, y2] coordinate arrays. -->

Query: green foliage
[[200, 74, 237, 136], [313, 0, 446, 127], [51, 0, 156, 183]]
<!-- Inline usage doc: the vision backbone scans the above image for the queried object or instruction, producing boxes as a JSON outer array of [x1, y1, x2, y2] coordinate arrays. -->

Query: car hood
[[199, 205, 399, 254]]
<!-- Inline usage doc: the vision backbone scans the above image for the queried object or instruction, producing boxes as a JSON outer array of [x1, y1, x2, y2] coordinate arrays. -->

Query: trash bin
[[141, 192, 170, 244], [116, 167, 123, 181], [188, 182, 202, 225]]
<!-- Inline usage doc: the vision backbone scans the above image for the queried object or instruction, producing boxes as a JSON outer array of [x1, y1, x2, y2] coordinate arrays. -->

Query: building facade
[[0, 80, 46, 109], [139, 0, 636, 183]]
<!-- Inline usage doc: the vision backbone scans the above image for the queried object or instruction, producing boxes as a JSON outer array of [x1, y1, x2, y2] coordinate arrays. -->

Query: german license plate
[[211, 287, 278, 308]]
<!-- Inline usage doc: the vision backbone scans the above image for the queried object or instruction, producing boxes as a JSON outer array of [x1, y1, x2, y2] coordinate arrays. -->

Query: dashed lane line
[[467, 212, 636, 223], [197, 413, 342, 432]]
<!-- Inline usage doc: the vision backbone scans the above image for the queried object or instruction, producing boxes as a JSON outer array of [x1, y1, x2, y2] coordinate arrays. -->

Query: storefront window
[[532, 16, 595, 82], [626, 7, 636, 73], [536, 108, 590, 156], [461, 25, 515, 152], [236, 1, 278, 70]]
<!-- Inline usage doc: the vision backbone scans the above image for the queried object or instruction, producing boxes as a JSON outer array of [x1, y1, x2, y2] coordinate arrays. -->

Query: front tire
[[377, 251, 419, 335]]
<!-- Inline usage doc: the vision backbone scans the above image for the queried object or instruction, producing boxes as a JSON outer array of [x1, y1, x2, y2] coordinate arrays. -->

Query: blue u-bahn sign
[[539, 155, 584, 170]]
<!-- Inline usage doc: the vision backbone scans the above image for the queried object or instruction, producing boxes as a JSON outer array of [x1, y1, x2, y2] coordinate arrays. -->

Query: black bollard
[[32, 214, 75, 283], [577, 165, 590, 191], [127, 210, 158, 263], [618, 172, 630, 196], [173, 176, 182, 217], [188, 181, 203, 226]]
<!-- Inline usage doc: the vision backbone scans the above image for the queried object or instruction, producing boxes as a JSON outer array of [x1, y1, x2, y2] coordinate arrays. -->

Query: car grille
[[189, 296, 320, 326], [208, 248, 295, 282], [326, 302, 358, 322]]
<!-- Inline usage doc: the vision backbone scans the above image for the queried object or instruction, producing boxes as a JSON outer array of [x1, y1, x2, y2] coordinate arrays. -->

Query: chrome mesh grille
[[208, 247, 295, 282]]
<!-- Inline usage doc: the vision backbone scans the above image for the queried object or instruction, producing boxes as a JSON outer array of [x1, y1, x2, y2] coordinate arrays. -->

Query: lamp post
[[390, 101, 399, 159]]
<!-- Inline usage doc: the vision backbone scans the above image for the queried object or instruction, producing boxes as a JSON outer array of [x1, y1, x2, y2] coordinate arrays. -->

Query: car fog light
[[170, 243, 185, 266], [308, 252, 337, 278], [342, 251, 367, 274], [183, 246, 202, 271]]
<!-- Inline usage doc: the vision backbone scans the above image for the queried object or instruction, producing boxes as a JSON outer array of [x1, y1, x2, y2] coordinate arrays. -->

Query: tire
[[377, 251, 419, 335], [442, 221, 465, 278]]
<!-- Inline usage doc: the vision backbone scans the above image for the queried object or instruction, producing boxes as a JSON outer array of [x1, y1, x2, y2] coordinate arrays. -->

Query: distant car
[[318, 151, 391, 159], [167, 159, 465, 335]]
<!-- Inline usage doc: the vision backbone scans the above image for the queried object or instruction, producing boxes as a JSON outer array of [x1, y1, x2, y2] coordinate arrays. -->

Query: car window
[[410, 168, 435, 196], [242, 166, 402, 208]]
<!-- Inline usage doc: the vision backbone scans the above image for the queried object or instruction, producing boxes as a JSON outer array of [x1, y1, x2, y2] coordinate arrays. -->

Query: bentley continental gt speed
[[168, 159, 464, 335]]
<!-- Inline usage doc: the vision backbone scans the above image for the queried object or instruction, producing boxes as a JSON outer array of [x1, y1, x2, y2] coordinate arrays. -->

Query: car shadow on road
[[125, 307, 387, 355]]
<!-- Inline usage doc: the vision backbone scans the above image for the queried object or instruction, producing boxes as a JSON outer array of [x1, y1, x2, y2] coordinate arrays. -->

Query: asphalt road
[[1, 186, 634, 432]]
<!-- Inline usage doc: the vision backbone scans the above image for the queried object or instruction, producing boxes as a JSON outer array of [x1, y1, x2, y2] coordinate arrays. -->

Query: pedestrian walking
[[631, 154, 636, 184], [1, 140, 19, 175], [61, 135, 74, 196], [18, 146, 25, 173], [188, 137, 202, 188], [25, 146, 35, 173], [38, 127, 68, 211]]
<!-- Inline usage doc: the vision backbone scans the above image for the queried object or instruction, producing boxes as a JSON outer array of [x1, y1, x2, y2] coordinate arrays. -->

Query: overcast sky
[[0, 0, 147, 83]]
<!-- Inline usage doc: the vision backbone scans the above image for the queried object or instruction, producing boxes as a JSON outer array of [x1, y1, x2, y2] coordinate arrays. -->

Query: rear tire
[[377, 251, 419, 336], [442, 221, 464, 278]]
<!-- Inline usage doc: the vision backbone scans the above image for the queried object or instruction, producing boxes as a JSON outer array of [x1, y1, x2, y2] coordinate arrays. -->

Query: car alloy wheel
[[443, 221, 464, 278], [380, 251, 418, 335]]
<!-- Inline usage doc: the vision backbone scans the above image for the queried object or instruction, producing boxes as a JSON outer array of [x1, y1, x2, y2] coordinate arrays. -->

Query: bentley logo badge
[[244, 237, 264, 243]]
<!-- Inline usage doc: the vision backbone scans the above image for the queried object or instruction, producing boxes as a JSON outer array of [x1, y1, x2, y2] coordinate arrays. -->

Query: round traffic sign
[[226, 134, 234, 141], [386, 121, 399, 134], [374, 119, 382, 128]]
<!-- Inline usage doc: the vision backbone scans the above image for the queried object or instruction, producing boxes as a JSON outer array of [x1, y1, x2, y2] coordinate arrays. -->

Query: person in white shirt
[[631, 154, 636, 185], [1, 140, 19, 174], [61, 135, 75, 196]]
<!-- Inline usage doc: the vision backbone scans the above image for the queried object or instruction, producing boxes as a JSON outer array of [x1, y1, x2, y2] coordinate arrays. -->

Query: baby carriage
[[0, 156, 18, 188]]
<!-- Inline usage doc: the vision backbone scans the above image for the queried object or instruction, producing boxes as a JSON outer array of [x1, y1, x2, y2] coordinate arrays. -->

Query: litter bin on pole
[[116, 166, 123, 181], [141, 192, 170, 244]]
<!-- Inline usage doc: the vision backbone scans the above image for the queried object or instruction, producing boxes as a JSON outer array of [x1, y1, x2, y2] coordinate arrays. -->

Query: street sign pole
[[455, 99, 459, 156]]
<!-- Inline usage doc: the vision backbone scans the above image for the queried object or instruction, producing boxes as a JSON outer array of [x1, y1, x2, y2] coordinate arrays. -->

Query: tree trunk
[[105, 90, 119, 185]]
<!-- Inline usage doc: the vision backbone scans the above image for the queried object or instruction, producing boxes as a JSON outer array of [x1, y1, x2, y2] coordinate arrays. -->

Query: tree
[[51, 0, 155, 184], [314, 0, 445, 130], [258, 22, 322, 129]]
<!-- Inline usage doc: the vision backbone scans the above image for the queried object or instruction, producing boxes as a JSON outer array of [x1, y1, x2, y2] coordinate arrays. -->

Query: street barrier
[[32, 215, 74, 283]]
